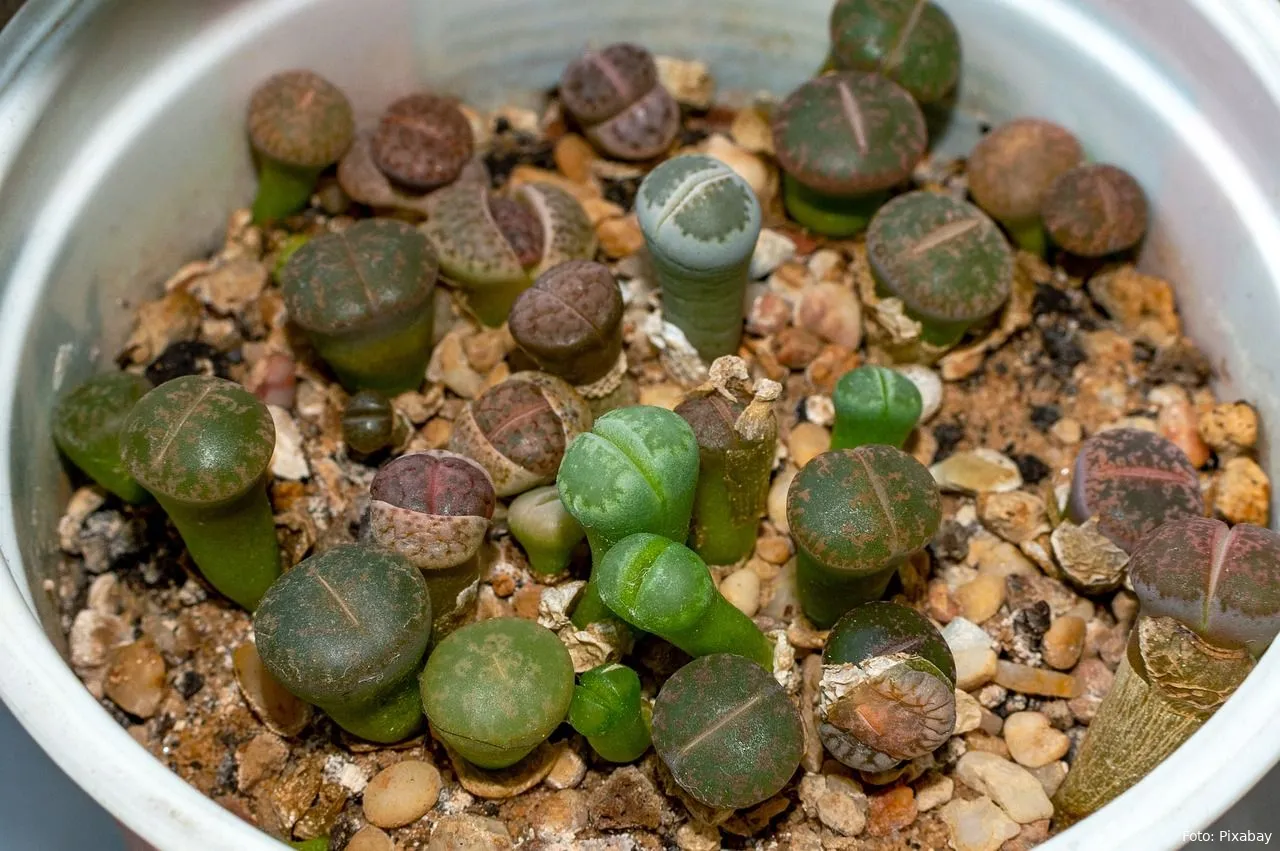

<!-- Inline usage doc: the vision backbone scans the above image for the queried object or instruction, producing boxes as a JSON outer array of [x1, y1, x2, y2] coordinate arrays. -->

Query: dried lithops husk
[[233, 641, 312, 737], [444, 741, 562, 800], [1050, 517, 1129, 594]]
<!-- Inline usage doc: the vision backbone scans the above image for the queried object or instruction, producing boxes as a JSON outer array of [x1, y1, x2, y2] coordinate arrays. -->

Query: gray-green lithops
[[53, 372, 153, 503]]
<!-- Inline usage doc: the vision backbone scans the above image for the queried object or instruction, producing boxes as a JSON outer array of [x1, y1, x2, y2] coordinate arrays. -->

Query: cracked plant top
[[253, 543, 433, 705], [121, 375, 274, 505], [824, 600, 956, 684], [635, 154, 762, 271], [772, 71, 926, 196], [787, 445, 942, 574], [829, 0, 961, 104], [1130, 517, 1280, 657], [371, 451, 496, 518], [509, 260, 623, 384], [867, 190, 1014, 326], [247, 69, 355, 169], [280, 218, 438, 334]]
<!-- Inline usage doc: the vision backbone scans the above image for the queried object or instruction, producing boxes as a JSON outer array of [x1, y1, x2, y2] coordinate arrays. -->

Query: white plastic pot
[[1, 0, 1278, 848]]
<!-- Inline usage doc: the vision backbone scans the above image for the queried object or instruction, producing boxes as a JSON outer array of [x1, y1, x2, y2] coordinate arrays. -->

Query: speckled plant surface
[[559, 42, 681, 161], [370, 93, 474, 192], [52, 371, 153, 503], [1043, 163, 1149, 257], [827, 0, 961, 104], [508, 259, 625, 388]]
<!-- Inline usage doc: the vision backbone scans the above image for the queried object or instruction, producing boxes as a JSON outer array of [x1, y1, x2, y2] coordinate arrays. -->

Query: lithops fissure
[[559, 43, 681, 161], [828, 0, 962, 104], [53, 371, 153, 503], [1043, 163, 1149, 257]]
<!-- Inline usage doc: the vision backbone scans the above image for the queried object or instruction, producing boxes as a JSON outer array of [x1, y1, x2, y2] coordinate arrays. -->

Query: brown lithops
[[371, 93, 474, 192], [450, 372, 592, 497], [559, 43, 681, 161], [508, 260, 624, 388], [1043, 163, 1149, 257]]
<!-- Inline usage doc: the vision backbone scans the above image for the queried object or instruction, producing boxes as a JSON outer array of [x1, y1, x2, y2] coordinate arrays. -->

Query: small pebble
[[236, 732, 288, 793], [638, 383, 684, 410], [1067, 658, 1114, 724], [867, 786, 916, 837], [1050, 417, 1083, 445], [1041, 615, 1086, 670], [428, 814, 512, 851], [955, 574, 1006, 624], [953, 689, 983, 734], [914, 774, 954, 813], [69, 609, 132, 670], [788, 422, 831, 468], [1050, 518, 1128, 594], [804, 395, 835, 428], [816, 775, 868, 837], [101, 638, 165, 720], [1215, 456, 1270, 526], [268, 405, 310, 481], [775, 327, 824, 369], [544, 746, 588, 790], [363, 760, 443, 828], [553, 133, 597, 184], [892, 364, 942, 423], [702, 134, 775, 204], [796, 282, 862, 350], [756, 535, 793, 565], [347, 825, 395, 851], [746, 290, 793, 336], [730, 105, 775, 156], [749, 229, 798, 279], [719, 568, 761, 617], [940, 796, 1020, 851], [1002, 711, 1070, 768], [655, 55, 715, 109], [977, 491, 1048, 545], [1199, 401, 1258, 455], [427, 331, 485, 399], [675, 821, 722, 851], [767, 467, 798, 533], [1155, 391, 1211, 468], [233, 642, 311, 737], [597, 214, 645, 259], [954, 752, 1054, 824], [931, 450, 1023, 494], [994, 661, 1079, 699], [1029, 761, 1068, 799], [954, 648, 999, 691]]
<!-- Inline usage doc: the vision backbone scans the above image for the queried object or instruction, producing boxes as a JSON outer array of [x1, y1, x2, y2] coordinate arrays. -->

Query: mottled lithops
[[507, 485, 586, 576], [1043, 163, 1149, 257], [369, 451, 496, 636], [867, 190, 1014, 346], [652, 653, 804, 810], [280, 219, 438, 394], [559, 42, 681, 161], [422, 181, 597, 325], [246, 70, 354, 223], [830, 364, 922, 451], [787, 446, 942, 628], [508, 260, 625, 388], [967, 118, 1084, 254], [121, 376, 279, 610], [1068, 427, 1203, 553], [450, 371, 592, 497], [819, 602, 956, 772], [53, 372, 153, 503], [254, 543, 432, 743], [772, 72, 926, 236], [636, 154, 763, 361], [420, 617, 574, 768], [828, 0, 961, 104], [569, 663, 652, 763], [371, 93, 474, 192]]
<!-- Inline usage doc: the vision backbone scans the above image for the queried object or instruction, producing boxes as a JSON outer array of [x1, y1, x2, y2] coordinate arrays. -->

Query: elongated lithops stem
[[121, 376, 279, 610], [556, 406, 700, 627], [830, 365, 922, 451], [1043, 164, 1148, 258], [787, 446, 942, 628], [420, 617, 574, 768], [636, 154, 762, 361], [569, 663, 652, 763], [280, 219, 438, 394], [53, 372, 152, 503], [598, 534, 774, 669], [819, 602, 956, 772], [675, 356, 780, 565], [507, 485, 585, 576], [827, 0, 961, 104], [559, 43, 681, 161], [254, 543, 432, 743]]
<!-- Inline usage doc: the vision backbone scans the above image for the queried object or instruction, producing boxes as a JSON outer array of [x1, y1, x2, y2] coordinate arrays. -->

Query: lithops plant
[[652, 653, 804, 810], [420, 617, 574, 768], [1055, 517, 1280, 824], [253, 543, 433, 743], [830, 365, 922, 451], [867, 189, 1014, 346], [787, 446, 942, 628], [557, 405, 700, 627], [450, 371, 592, 498], [1068, 427, 1204, 553], [421, 181, 597, 326], [827, 0, 961, 104], [507, 485, 586, 576], [338, 134, 487, 216], [341, 389, 406, 457], [52, 372, 152, 503], [635, 154, 763, 362], [559, 42, 681, 161], [568, 662, 652, 763], [280, 219, 438, 395], [675, 357, 779, 565], [246, 70, 354, 224], [368, 451, 496, 636], [819, 602, 956, 772], [967, 118, 1084, 254], [772, 71, 927, 236], [370, 93, 474, 192], [1043, 163, 1149, 257], [598, 534, 775, 669], [121, 375, 279, 610]]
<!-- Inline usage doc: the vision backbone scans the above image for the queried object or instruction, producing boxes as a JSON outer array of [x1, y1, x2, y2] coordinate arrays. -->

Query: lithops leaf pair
[[341, 389, 407, 458], [636, 154, 763, 362], [828, 0, 961, 104], [421, 617, 574, 768], [559, 42, 681, 161], [53, 372, 152, 503], [507, 485, 586, 576], [371, 92, 474, 192], [1043, 163, 1148, 257], [772, 71, 926, 236], [368, 451, 496, 636], [246, 70, 354, 224], [830, 365, 922, 451], [819, 602, 956, 772], [121, 375, 279, 610], [569, 663, 652, 763], [450, 371, 592, 497], [280, 219, 439, 395], [421, 181, 597, 326], [787, 446, 942, 628], [254, 543, 433, 743]]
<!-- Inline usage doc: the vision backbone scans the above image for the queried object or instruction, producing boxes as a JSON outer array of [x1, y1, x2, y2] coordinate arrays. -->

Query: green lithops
[[568, 663, 652, 763], [253, 543, 432, 743], [507, 485, 586, 576], [828, 0, 962, 104], [867, 190, 1014, 346], [635, 154, 762, 361], [830, 365, 922, 450], [557, 406, 700, 627], [246, 70, 354, 224], [786, 446, 942, 628], [280, 219, 438, 395], [772, 72, 926, 236], [341, 389, 404, 457], [420, 617, 574, 768], [421, 181, 597, 326], [52, 372, 152, 502], [598, 534, 774, 669], [652, 653, 804, 810], [121, 375, 279, 610]]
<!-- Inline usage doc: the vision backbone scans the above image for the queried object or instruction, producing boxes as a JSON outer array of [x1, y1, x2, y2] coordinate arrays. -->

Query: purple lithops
[[1068, 427, 1204, 553], [559, 43, 681, 161], [1043, 163, 1149, 257], [371, 93, 475, 192], [508, 260, 625, 387]]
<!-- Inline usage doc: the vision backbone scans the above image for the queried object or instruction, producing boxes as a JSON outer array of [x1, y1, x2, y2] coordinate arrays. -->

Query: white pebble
[[955, 752, 1054, 824], [1002, 711, 1070, 769], [895, 365, 943, 423], [268, 405, 309, 481], [749, 229, 798, 279], [720, 568, 761, 617]]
